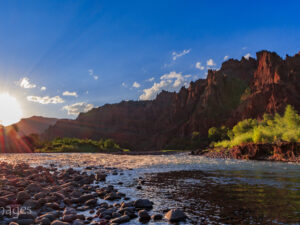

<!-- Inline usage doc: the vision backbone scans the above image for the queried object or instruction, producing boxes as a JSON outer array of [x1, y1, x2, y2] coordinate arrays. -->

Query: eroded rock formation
[[42, 50, 300, 150]]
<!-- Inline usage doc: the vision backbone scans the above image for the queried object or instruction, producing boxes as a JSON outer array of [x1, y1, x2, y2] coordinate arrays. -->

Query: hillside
[[42, 50, 300, 150], [7, 116, 58, 136]]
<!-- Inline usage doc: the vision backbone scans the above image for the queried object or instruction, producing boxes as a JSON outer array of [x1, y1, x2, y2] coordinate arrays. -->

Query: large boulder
[[134, 199, 153, 209], [165, 209, 187, 222]]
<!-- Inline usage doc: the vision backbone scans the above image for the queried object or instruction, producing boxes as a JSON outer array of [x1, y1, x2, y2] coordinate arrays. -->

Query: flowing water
[[0, 153, 299, 224]]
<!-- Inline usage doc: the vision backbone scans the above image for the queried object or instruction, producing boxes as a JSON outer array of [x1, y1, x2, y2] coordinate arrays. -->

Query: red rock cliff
[[42, 50, 300, 150]]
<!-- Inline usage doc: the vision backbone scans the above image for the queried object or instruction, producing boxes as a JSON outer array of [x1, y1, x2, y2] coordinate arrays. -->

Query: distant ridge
[[7, 116, 58, 136], [41, 50, 300, 150]]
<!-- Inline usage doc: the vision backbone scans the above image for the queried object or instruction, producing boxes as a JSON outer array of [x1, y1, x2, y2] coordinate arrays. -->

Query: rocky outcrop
[[42, 50, 300, 150], [229, 51, 300, 124]]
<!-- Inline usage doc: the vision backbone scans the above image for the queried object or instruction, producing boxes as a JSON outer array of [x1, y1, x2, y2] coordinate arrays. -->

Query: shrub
[[35, 137, 121, 153], [211, 105, 300, 148]]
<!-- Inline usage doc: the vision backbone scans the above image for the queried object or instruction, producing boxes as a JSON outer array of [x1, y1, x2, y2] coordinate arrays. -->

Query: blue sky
[[0, 0, 300, 119]]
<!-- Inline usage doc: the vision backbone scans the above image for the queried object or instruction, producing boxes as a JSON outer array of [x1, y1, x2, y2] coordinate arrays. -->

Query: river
[[0, 153, 299, 224]]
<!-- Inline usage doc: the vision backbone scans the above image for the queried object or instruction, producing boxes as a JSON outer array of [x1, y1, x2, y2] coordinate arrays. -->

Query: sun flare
[[0, 93, 22, 126]]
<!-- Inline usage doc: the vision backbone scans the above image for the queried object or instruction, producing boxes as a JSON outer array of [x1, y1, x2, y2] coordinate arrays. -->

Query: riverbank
[[191, 142, 300, 162], [0, 162, 187, 225]]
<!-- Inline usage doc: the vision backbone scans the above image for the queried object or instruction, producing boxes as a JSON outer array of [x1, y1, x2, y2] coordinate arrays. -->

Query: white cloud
[[242, 46, 247, 50], [132, 81, 141, 88], [172, 49, 191, 60], [88, 69, 99, 80], [27, 95, 64, 104], [63, 102, 94, 115], [206, 59, 216, 67], [63, 91, 78, 97], [17, 77, 36, 89], [147, 77, 155, 82], [224, 55, 229, 60], [244, 53, 251, 60], [195, 62, 204, 70], [122, 82, 127, 87], [41, 86, 46, 91], [139, 71, 190, 100]]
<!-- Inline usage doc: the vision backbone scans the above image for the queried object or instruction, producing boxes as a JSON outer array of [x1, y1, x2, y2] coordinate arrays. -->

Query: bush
[[35, 137, 121, 153], [211, 105, 300, 148], [208, 126, 229, 142]]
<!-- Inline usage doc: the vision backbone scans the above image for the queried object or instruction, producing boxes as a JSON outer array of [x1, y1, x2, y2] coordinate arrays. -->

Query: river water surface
[[0, 153, 299, 224]]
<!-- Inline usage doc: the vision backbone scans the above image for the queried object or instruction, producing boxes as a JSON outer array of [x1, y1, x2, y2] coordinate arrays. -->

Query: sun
[[0, 93, 22, 126]]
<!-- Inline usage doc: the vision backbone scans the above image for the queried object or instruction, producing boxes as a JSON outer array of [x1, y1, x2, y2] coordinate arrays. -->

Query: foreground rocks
[[165, 209, 187, 222], [192, 142, 300, 162], [0, 162, 186, 225]]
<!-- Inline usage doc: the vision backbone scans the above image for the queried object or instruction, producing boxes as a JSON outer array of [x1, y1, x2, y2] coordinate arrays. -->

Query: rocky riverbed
[[0, 153, 299, 225], [0, 162, 187, 225]]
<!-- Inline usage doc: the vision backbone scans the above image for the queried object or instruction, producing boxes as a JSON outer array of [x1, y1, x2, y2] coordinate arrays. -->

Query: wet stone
[[165, 209, 187, 222]]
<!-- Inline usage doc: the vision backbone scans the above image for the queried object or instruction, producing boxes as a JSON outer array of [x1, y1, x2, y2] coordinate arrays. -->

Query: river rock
[[95, 172, 107, 181], [0, 197, 9, 207], [72, 220, 84, 225], [165, 209, 187, 222], [51, 220, 70, 225], [63, 207, 77, 215], [36, 217, 51, 225], [85, 198, 97, 206], [26, 183, 42, 193], [17, 219, 35, 225], [104, 192, 120, 201], [138, 210, 150, 221], [36, 211, 60, 222], [110, 215, 130, 223], [152, 213, 163, 220], [62, 214, 77, 223], [78, 194, 94, 203], [18, 213, 36, 220], [134, 199, 153, 209], [16, 191, 30, 204]]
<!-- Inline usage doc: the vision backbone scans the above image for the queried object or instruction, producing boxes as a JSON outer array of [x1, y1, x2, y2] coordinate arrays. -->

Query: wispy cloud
[[41, 86, 46, 91], [224, 55, 229, 60], [63, 91, 78, 97], [88, 69, 99, 80], [27, 95, 64, 104], [63, 102, 94, 115], [206, 59, 216, 67], [172, 49, 191, 60], [244, 53, 251, 60], [17, 77, 36, 89], [139, 71, 190, 100], [147, 77, 155, 82], [122, 82, 127, 87], [195, 62, 204, 70], [132, 81, 141, 88]]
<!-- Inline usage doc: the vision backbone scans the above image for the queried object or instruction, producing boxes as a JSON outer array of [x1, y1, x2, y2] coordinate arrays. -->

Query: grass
[[161, 149, 182, 152], [212, 105, 300, 148]]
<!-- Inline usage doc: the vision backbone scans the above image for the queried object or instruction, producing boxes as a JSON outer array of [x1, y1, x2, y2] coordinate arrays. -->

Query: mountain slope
[[7, 116, 58, 136], [42, 50, 300, 150]]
